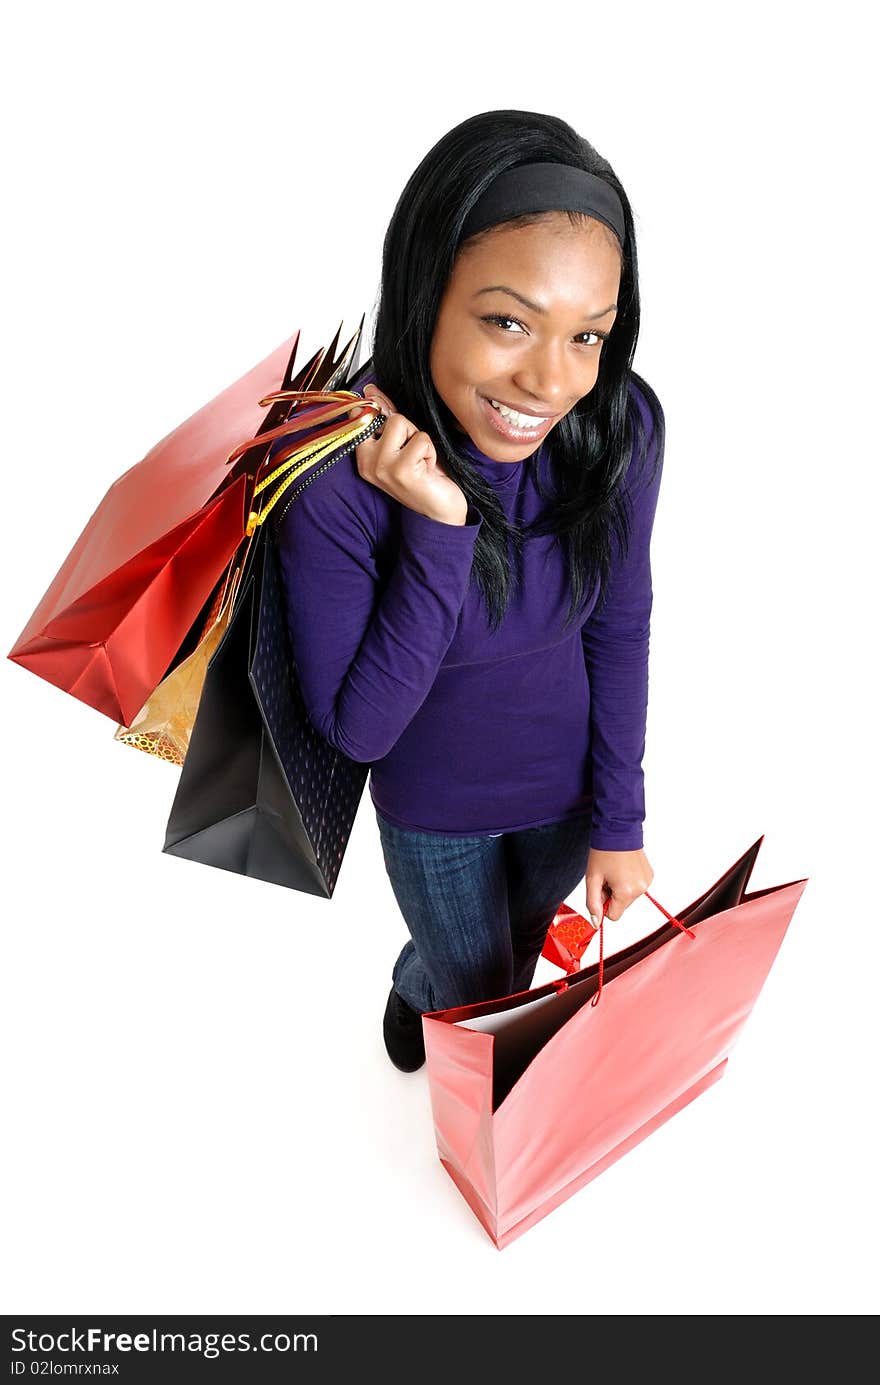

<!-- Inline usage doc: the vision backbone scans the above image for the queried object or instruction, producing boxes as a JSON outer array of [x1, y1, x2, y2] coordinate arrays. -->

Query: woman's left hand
[[585, 848, 654, 927]]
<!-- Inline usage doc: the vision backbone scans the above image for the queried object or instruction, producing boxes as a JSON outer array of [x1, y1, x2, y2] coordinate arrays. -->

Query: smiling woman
[[369, 123, 662, 639], [430, 217, 623, 449], [272, 109, 666, 1072]]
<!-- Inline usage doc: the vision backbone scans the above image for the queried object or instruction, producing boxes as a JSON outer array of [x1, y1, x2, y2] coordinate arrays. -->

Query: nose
[[512, 339, 581, 412]]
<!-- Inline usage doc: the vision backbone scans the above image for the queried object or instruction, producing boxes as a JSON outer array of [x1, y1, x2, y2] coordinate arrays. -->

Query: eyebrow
[[473, 285, 618, 320]]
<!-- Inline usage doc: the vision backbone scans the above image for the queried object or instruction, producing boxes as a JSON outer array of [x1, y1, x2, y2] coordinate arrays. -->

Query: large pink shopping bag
[[422, 835, 808, 1249]]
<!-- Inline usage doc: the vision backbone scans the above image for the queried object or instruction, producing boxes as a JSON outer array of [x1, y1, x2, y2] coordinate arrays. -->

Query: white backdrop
[[1, 0, 876, 1317]]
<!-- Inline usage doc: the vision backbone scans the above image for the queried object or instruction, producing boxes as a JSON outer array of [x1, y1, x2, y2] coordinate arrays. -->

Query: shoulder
[[272, 428, 381, 553], [627, 373, 665, 460], [624, 372, 666, 495], [348, 360, 377, 395], [272, 359, 402, 551]]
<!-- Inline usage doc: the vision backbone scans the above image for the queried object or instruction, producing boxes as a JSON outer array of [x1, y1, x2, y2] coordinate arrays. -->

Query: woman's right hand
[[352, 384, 469, 526]]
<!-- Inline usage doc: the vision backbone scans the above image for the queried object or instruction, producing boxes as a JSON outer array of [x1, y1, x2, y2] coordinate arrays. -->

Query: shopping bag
[[112, 557, 244, 764], [161, 378, 385, 897], [541, 901, 598, 974], [422, 836, 808, 1249], [7, 319, 364, 725], [8, 474, 248, 727]]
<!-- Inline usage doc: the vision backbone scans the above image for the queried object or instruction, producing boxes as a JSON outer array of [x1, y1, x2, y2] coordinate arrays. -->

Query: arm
[[580, 389, 665, 851], [275, 467, 482, 763]]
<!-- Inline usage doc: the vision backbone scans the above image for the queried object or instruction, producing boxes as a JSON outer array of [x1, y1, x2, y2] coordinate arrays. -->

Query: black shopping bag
[[162, 514, 371, 898], [161, 324, 386, 898]]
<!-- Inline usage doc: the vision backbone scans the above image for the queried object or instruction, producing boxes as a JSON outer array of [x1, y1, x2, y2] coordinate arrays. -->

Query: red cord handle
[[553, 890, 696, 1006], [644, 890, 697, 939]]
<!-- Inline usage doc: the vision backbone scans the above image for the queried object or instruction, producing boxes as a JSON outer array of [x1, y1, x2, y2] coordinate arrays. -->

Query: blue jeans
[[375, 808, 593, 1014]]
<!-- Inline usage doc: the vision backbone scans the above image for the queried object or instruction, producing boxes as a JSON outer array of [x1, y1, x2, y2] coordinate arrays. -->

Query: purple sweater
[[273, 370, 663, 849]]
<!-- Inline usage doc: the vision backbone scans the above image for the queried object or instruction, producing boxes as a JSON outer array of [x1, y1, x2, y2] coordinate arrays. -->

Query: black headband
[[459, 161, 626, 246]]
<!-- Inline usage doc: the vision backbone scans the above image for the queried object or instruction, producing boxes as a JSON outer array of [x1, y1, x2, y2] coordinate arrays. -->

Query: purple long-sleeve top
[[272, 368, 664, 849]]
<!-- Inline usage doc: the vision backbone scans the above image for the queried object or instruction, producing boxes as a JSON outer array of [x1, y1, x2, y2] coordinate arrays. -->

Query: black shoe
[[383, 986, 426, 1072]]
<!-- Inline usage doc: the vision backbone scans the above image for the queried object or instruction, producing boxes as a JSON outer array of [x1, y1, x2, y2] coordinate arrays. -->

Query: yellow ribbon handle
[[232, 390, 383, 537]]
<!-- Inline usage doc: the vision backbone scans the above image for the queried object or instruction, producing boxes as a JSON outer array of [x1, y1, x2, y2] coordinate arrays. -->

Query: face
[[429, 212, 622, 460]]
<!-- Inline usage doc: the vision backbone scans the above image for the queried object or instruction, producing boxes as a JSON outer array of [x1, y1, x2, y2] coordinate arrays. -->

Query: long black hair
[[365, 108, 664, 632]]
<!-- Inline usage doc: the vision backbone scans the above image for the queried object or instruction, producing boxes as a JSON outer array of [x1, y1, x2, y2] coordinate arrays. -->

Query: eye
[[481, 313, 607, 347], [483, 313, 527, 334]]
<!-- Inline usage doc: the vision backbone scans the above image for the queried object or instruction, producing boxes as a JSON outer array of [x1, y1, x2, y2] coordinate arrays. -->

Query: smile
[[478, 395, 559, 442]]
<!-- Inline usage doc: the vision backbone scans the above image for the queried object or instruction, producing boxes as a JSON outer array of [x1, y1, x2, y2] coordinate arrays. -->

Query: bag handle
[[226, 389, 379, 469], [557, 892, 696, 1007], [644, 890, 697, 937], [225, 390, 384, 536]]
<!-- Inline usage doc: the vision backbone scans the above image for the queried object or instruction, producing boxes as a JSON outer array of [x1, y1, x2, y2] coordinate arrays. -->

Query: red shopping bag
[[7, 320, 365, 725], [541, 901, 598, 973], [422, 835, 808, 1249]]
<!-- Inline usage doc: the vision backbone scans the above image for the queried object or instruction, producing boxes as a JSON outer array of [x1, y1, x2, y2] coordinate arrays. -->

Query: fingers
[[356, 385, 432, 481], [585, 878, 612, 928], [585, 876, 650, 926], [585, 847, 655, 929], [363, 384, 394, 411], [363, 384, 396, 435]]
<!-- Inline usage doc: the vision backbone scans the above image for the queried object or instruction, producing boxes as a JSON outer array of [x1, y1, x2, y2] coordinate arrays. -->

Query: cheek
[[585, 357, 602, 388], [430, 317, 475, 388], [573, 351, 605, 397], [430, 332, 474, 419], [456, 331, 510, 385], [437, 343, 490, 396]]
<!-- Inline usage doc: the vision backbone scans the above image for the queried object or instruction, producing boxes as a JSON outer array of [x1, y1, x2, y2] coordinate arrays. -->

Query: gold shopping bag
[[113, 558, 244, 765]]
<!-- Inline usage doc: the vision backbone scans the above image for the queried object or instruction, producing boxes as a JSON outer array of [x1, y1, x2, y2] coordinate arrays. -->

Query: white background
[[1, 0, 876, 1317]]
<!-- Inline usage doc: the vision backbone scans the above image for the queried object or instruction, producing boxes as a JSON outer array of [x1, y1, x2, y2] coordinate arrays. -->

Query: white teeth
[[489, 399, 546, 429]]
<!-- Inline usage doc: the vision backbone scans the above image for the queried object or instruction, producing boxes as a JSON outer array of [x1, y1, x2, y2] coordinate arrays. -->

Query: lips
[[487, 397, 559, 419], [477, 393, 557, 443]]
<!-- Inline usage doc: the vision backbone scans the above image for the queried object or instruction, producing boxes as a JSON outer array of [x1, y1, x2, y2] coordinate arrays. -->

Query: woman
[[275, 109, 665, 1072]]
